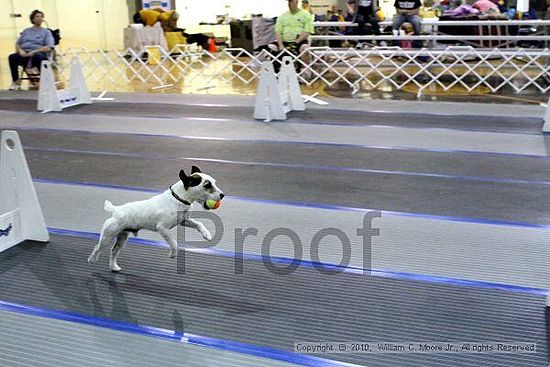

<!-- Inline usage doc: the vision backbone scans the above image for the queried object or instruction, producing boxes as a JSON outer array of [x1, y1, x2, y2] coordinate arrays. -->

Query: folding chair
[[17, 49, 55, 88]]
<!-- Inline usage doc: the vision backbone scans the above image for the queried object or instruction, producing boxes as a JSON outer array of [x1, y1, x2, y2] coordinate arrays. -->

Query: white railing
[[314, 19, 550, 27], [306, 46, 549, 96], [47, 43, 549, 97], [312, 19, 550, 48], [311, 35, 550, 41]]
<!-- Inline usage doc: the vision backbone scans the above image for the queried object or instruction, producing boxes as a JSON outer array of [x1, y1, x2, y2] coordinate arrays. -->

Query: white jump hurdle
[[543, 95, 550, 133], [254, 56, 305, 122], [37, 56, 92, 113], [0, 131, 49, 253]]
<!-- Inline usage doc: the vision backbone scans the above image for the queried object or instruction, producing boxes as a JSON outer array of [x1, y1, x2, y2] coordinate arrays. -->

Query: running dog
[[87, 166, 224, 272]]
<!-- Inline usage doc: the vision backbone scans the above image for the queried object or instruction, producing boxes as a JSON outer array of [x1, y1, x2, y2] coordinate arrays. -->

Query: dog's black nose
[[219, 193, 225, 200]]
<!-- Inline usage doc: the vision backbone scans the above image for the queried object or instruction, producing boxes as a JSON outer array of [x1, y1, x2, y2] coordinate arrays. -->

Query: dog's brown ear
[[191, 166, 202, 174]]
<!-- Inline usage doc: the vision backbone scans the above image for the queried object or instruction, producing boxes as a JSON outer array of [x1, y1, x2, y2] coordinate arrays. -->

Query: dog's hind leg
[[88, 217, 120, 264], [110, 231, 129, 272]]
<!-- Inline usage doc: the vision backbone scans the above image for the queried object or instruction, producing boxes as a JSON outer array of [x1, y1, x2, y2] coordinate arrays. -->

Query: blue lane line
[[25, 146, 550, 187], [47, 227, 549, 296], [0, 300, 362, 367], [35, 178, 550, 230], [8, 126, 550, 159], [183, 333, 363, 367], [0, 300, 181, 341]]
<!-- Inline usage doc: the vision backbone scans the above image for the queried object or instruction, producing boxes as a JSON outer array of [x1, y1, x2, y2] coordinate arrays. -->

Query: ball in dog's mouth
[[204, 198, 221, 210]]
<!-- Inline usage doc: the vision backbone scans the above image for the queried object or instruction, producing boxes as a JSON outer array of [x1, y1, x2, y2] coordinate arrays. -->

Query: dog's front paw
[[201, 228, 212, 241], [169, 248, 177, 259], [88, 252, 99, 264]]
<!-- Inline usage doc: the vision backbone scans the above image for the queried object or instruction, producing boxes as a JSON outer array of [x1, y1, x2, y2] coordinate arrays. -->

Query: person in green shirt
[[270, 0, 314, 73]]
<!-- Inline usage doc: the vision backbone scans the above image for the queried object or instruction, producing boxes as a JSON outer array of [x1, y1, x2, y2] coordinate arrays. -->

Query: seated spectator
[[8, 9, 54, 90], [436, 0, 451, 13], [330, 5, 345, 21], [392, 0, 422, 48], [397, 22, 414, 48], [347, 0, 383, 48], [301, 0, 315, 21], [472, 0, 499, 14], [496, 0, 508, 13], [420, 0, 442, 18], [269, 0, 314, 74], [442, 3, 479, 17]]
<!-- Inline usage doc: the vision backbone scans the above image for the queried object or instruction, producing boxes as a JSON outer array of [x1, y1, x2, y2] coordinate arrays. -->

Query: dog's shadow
[[86, 271, 265, 322]]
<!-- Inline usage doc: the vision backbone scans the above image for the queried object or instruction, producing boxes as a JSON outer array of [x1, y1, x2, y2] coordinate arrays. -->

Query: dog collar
[[169, 187, 191, 205]]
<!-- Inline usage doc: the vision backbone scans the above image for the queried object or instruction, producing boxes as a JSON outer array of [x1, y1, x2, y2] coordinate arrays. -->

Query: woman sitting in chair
[[9, 9, 54, 90]]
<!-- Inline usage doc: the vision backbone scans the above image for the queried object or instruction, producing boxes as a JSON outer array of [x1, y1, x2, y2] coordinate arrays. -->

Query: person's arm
[[16, 44, 28, 57], [275, 32, 285, 50], [15, 31, 28, 56], [295, 31, 310, 44], [29, 29, 54, 56], [275, 17, 285, 49], [394, 0, 403, 14], [352, 1, 359, 21], [410, 0, 422, 14], [28, 45, 51, 56], [295, 12, 314, 44]]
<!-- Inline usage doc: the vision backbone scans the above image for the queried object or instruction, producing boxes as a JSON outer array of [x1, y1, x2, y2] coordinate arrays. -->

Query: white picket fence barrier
[[42, 34, 549, 97]]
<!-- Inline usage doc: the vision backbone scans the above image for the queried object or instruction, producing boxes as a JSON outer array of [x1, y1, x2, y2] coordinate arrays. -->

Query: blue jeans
[[392, 14, 422, 48]]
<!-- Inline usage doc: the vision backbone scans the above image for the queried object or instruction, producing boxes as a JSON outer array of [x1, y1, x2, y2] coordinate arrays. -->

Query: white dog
[[87, 166, 224, 272]]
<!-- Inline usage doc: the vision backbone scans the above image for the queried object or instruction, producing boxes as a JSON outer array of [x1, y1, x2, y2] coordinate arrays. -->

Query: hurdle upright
[[0, 131, 49, 253]]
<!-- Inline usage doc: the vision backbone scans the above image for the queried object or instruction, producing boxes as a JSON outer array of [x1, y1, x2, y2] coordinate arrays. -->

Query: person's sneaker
[[355, 42, 365, 50], [379, 41, 388, 47], [9, 81, 20, 91]]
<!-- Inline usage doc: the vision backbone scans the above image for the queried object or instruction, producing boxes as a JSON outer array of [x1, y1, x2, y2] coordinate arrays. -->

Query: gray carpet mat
[[0, 99, 543, 133], [0, 235, 546, 367], [23, 148, 550, 226], [17, 129, 550, 183], [2, 110, 547, 156], [35, 181, 550, 289], [0, 310, 300, 367]]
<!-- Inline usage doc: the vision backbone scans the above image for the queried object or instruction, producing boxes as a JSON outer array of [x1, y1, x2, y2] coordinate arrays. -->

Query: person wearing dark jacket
[[348, 0, 382, 47], [392, 0, 422, 48]]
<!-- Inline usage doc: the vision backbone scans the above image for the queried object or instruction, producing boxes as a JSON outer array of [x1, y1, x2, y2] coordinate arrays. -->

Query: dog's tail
[[104, 200, 116, 213]]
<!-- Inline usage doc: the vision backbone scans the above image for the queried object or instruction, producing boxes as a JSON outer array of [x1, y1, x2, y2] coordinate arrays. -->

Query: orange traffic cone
[[208, 38, 217, 53]]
